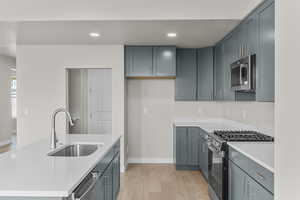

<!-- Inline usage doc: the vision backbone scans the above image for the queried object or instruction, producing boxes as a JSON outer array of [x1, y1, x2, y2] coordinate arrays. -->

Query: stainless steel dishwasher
[[70, 171, 101, 200]]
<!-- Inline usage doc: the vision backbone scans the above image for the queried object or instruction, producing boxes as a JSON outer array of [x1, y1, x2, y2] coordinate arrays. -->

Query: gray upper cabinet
[[197, 47, 214, 101], [175, 49, 197, 101], [256, 2, 275, 102], [153, 46, 176, 77], [245, 13, 259, 56], [125, 46, 153, 77], [223, 35, 236, 101], [214, 44, 224, 100], [125, 45, 176, 78]]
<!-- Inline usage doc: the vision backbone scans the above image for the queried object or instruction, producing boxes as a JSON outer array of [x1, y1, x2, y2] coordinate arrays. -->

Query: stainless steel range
[[207, 130, 274, 200]]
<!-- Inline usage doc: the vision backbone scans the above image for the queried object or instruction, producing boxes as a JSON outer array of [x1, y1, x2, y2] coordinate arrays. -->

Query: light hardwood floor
[[118, 164, 210, 200]]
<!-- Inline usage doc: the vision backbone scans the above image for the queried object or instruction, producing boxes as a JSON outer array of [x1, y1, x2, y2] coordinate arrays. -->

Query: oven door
[[208, 144, 225, 200]]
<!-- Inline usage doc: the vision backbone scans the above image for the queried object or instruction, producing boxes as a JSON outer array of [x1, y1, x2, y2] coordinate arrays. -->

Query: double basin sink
[[48, 144, 103, 157]]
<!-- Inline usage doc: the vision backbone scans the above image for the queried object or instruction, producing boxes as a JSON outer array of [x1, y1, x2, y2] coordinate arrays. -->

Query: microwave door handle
[[240, 65, 243, 86]]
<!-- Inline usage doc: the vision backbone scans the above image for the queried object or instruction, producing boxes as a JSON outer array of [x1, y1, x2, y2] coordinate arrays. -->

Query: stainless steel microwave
[[231, 54, 256, 92]]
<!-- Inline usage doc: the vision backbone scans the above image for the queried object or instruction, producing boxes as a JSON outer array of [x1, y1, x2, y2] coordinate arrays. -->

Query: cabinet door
[[214, 44, 224, 100], [153, 46, 176, 76], [113, 154, 120, 200], [229, 161, 247, 200], [96, 175, 106, 200], [245, 14, 259, 56], [104, 162, 114, 200], [247, 175, 273, 200], [187, 128, 199, 166], [201, 136, 209, 180], [197, 47, 214, 101], [256, 2, 275, 102], [125, 46, 153, 77], [175, 49, 197, 101], [175, 127, 188, 166], [223, 35, 236, 101]]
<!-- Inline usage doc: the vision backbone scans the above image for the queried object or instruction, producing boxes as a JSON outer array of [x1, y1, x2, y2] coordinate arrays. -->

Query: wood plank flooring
[[118, 164, 210, 200]]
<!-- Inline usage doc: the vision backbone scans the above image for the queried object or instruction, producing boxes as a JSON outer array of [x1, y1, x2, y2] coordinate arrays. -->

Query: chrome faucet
[[50, 108, 74, 149]]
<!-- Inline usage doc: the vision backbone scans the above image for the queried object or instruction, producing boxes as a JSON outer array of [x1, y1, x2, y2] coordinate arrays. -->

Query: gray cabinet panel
[[246, 14, 259, 56], [247, 174, 273, 200], [257, 2, 275, 102], [125, 46, 153, 77], [175, 127, 188, 167], [197, 47, 214, 101], [188, 128, 200, 166], [153, 46, 176, 76], [113, 154, 120, 200], [214, 44, 224, 100], [198, 132, 208, 180], [229, 161, 247, 200], [175, 49, 197, 101], [174, 127, 199, 170], [223, 35, 236, 101]]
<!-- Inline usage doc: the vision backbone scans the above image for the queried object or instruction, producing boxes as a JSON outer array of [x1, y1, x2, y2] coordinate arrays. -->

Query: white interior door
[[87, 69, 112, 134]]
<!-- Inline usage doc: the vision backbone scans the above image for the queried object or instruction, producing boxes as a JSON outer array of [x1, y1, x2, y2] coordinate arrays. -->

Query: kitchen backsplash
[[126, 79, 274, 161]]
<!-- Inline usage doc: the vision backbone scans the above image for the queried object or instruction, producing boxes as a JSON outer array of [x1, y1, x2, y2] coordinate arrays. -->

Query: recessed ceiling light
[[167, 32, 177, 38], [89, 32, 100, 38]]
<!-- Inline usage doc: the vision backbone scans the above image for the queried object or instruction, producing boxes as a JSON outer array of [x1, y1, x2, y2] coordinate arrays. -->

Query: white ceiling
[[17, 20, 240, 47], [0, 0, 264, 21]]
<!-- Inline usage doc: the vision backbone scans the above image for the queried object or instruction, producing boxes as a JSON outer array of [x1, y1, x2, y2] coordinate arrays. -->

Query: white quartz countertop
[[228, 142, 274, 173], [0, 134, 121, 197], [173, 118, 274, 173]]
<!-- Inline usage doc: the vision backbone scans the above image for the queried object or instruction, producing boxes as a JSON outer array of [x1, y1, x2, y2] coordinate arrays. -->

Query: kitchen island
[[0, 134, 121, 200]]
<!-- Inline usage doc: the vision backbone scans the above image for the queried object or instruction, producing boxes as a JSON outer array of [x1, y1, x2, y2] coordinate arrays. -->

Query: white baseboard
[[127, 158, 174, 164], [0, 140, 11, 148]]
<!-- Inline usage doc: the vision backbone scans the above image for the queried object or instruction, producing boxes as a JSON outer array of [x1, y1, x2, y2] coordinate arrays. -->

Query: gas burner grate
[[213, 130, 274, 142]]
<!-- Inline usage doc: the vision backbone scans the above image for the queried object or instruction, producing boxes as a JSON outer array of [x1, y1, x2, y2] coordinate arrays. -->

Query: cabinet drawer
[[229, 147, 274, 194]]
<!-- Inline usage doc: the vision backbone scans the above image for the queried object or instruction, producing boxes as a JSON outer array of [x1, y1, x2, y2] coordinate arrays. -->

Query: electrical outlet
[[242, 110, 247, 119], [198, 108, 203, 115]]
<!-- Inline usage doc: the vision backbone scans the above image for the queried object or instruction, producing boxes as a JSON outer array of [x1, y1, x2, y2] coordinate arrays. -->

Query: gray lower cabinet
[[197, 47, 214, 101], [174, 127, 199, 170], [198, 129, 208, 180], [256, 1, 275, 102], [175, 49, 198, 101], [153, 46, 176, 76], [95, 140, 120, 200], [112, 153, 120, 200], [229, 161, 273, 200]]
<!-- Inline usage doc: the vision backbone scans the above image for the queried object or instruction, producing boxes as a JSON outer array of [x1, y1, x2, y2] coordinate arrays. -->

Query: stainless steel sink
[[48, 144, 102, 157]]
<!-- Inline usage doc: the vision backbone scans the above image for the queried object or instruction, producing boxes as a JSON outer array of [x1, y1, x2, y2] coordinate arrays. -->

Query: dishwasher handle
[[71, 172, 100, 200]]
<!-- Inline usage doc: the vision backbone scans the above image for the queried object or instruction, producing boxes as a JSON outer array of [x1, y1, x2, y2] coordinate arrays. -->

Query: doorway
[[67, 68, 112, 135]]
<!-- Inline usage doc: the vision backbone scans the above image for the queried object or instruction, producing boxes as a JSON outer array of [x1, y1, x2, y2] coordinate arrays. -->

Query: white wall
[[275, 1, 300, 199], [17, 45, 126, 170], [0, 55, 15, 144], [127, 79, 274, 163]]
